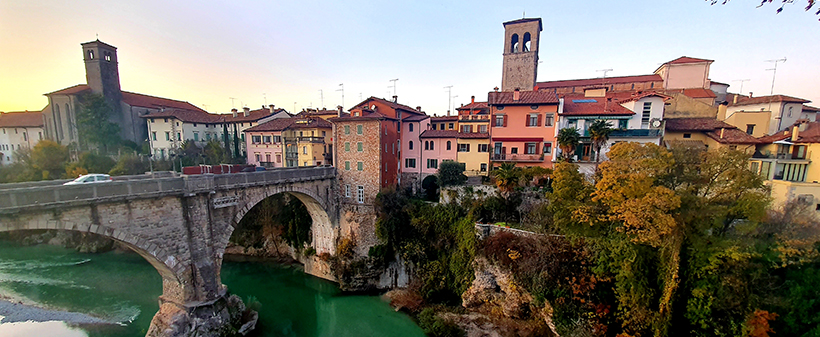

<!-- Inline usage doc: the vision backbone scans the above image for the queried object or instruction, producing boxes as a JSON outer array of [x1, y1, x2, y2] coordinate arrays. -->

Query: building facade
[[0, 111, 45, 165], [488, 89, 559, 169]]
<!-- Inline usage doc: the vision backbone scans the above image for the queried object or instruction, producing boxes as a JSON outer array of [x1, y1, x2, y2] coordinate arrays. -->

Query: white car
[[63, 174, 113, 185]]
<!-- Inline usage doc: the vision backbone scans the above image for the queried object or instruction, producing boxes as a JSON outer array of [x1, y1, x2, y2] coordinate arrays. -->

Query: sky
[[1, 0, 819, 116]]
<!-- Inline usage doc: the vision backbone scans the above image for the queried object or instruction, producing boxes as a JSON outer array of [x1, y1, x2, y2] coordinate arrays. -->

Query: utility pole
[[444, 85, 453, 116], [337, 83, 344, 109], [766, 57, 787, 129], [318, 90, 324, 108], [732, 79, 751, 96], [389, 78, 399, 97]]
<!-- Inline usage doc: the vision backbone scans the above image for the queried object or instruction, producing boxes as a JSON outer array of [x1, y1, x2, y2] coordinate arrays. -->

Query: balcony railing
[[459, 115, 489, 121], [492, 153, 545, 162], [285, 153, 299, 160], [609, 129, 663, 138], [284, 136, 325, 144], [259, 161, 277, 168], [752, 151, 811, 161]]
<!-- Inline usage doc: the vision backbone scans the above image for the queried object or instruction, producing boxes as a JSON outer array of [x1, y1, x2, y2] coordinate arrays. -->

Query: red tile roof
[[403, 114, 429, 122], [457, 132, 490, 139], [431, 116, 458, 121], [141, 109, 222, 124], [121, 91, 206, 112], [729, 94, 811, 106], [803, 105, 820, 113], [758, 121, 820, 144], [665, 88, 717, 99], [456, 101, 489, 110], [351, 96, 425, 115], [535, 74, 662, 90], [419, 130, 489, 139], [705, 128, 761, 144], [45, 84, 91, 96], [502, 18, 542, 30], [0, 111, 44, 128], [665, 56, 713, 65], [488, 91, 559, 105], [220, 108, 285, 123], [288, 117, 332, 129], [561, 95, 634, 116], [665, 118, 735, 131], [244, 118, 295, 132]]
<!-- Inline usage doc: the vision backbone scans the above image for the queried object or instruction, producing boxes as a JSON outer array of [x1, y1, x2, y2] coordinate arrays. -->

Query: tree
[[437, 160, 467, 187], [711, 0, 819, 19], [556, 127, 580, 162], [203, 140, 226, 165], [30, 140, 69, 180], [76, 93, 121, 152], [491, 162, 519, 195], [109, 153, 149, 176], [588, 119, 613, 164]]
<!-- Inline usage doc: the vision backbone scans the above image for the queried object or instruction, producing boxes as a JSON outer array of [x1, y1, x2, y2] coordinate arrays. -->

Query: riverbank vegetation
[[368, 142, 820, 337]]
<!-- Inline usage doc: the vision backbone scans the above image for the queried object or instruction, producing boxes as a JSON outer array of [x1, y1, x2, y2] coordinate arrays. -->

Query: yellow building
[[282, 117, 333, 167], [664, 117, 760, 154], [456, 133, 491, 176]]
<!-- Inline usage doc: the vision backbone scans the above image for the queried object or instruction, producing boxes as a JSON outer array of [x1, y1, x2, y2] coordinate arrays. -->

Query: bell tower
[[81, 40, 122, 107], [501, 18, 542, 92]]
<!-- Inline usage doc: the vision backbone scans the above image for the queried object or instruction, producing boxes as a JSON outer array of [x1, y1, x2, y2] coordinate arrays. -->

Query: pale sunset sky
[[1, 0, 818, 115]]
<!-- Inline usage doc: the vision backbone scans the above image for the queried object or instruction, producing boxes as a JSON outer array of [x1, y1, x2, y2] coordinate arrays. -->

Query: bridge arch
[[228, 185, 336, 256]]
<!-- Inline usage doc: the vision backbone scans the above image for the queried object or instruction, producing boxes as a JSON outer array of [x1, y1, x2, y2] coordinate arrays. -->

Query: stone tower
[[82, 40, 122, 105], [501, 18, 542, 92]]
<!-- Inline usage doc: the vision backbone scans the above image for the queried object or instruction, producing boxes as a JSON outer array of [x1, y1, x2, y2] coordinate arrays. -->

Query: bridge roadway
[[0, 167, 339, 336]]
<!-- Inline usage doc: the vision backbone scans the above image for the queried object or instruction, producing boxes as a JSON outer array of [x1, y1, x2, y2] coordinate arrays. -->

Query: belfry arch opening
[[510, 33, 519, 53], [523, 32, 531, 52]]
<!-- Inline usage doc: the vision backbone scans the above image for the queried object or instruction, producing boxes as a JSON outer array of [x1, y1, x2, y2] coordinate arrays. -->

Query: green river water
[[0, 241, 425, 337]]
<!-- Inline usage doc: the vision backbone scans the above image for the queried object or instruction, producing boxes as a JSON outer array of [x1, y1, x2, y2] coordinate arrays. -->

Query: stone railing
[[0, 167, 335, 213]]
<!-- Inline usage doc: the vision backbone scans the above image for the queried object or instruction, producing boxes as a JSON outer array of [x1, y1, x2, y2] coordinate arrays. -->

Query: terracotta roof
[[0, 111, 44, 128], [710, 80, 729, 86], [45, 84, 91, 96], [220, 108, 284, 123], [244, 118, 295, 132], [705, 128, 762, 144], [288, 117, 332, 129], [141, 109, 222, 124], [665, 88, 717, 99], [665, 140, 707, 149], [502, 18, 542, 30], [665, 118, 735, 131], [488, 91, 559, 105], [403, 114, 429, 122], [803, 105, 820, 113], [431, 116, 458, 121], [616, 91, 673, 103], [758, 121, 820, 144], [419, 129, 488, 139], [729, 95, 811, 106], [665, 56, 713, 65], [121, 91, 206, 112], [456, 101, 489, 111], [329, 111, 393, 123], [561, 95, 634, 116], [350, 96, 425, 115], [535, 74, 662, 90]]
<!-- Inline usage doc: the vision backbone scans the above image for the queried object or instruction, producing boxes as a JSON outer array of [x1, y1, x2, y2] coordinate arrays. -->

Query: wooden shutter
[[537, 114, 542, 126], [535, 143, 540, 154], [502, 115, 508, 127]]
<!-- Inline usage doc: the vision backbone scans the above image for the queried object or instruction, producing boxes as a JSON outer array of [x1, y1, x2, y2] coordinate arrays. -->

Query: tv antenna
[[444, 85, 453, 116], [732, 79, 751, 95], [228, 97, 237, 108], [389, 78, 399, 97], [318, 89, 324, 108], [765, 57, 787, 96], [336, 83, 344, 108]]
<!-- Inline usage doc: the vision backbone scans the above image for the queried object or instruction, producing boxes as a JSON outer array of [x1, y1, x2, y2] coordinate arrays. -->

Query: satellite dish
[[650, 119, 662, 128]]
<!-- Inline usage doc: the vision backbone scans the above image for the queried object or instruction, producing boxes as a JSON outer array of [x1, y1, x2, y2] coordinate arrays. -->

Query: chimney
[[513, 88, 520, 101], [471, 95, 475, 104], [717, 102, 728, 120], [392, 95, 398, 103], [493, 87, 499, 92], [243, 107, 250, 117], [337, 105, 343, 117], [416, 106, 421, 111], [799, 121, 809, 132], [720, 128, 725, 139], [792, 125, 800, 142], [268, 104, 275, 113], [749, 91, 753, 98], [733, 94, 738, 105], [231, 108, 238, 118]]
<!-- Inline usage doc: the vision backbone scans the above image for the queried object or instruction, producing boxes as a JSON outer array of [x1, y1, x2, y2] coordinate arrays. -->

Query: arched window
[[409, 141, 414, 150], [446, 141, 451, 150], [431, 141, 434, 150], [424, 141, 429, 150], [409, 123, 414, 132], [88, 50, 94, 60], [523, 32, 531, 52], [510, 34, 519, 53]]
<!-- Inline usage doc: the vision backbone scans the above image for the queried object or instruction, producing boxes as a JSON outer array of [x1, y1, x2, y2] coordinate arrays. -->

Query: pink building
[[244, 118, 295, 168], [400, 113, 431, 186], [419, 129, 459, 175]]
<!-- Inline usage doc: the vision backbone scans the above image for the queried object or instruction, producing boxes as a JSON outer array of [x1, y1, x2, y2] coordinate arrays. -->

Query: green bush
[[417, 307, 465, 337]]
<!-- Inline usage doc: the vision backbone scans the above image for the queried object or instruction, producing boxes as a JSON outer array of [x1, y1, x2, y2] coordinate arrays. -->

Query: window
[[273, 135, 281, 143], [788, 107, 793, 117], [357, 161, 363, 171], [262, 135, 271, 143], [448, 123, 454, 130], [345, 161, 350, 170], [641, 102, 652, 127], [424, 141, 429, 150], [746, 124, 755, 135], [430, 141, 434, 150], [344, 125, 350, 134], [494, 115, 506, 127], [510, 33, 519, 53], [150, 118, 155, 123], [357, 186, 364, 203], [543, 142, 552, 154], [440, 123, 445, 130], [164, 118, 168, 123], [193, 132, 199, 141], [427, 159, 438, 169], [88, 50, 94, 59], [322, 131, 326, 137], [457, 144, 470, 152], [431, 124, 437, 130], [618, 119, 628, 129], [206, 133, 211, 141], [255, 153, 261, 162], [478, 144, 489, 152], [345, 142, 350, 152], [165, 131, 170, 141], [152, 132, 157, 141], [494, 142, 502, 154], [460, 125, 472, 133], [266, 153, 271, 162], [497, 105, 505, 111], [511, 147, 518, 154], [357, 125, 363, 134], [544, 114, 554, 126], [409, 123, 414, 132], [479, 125, 488, 133], [193, 123, 197, 127], [176, 133, 181, 141], [480, 163, 487, 172], [409, 141, 414, 150], [357, 142, 363, 152], [683, 133, 692, 139], [527, 114, 538, 127], [405, 158, 416, 168], [276, 154, 282, 163], [345, 185, 350, 198], [525, 142, 537, 154], [446, 141, 451, 150], [303, 146, 307, 154], [530, 105, 539, 110]]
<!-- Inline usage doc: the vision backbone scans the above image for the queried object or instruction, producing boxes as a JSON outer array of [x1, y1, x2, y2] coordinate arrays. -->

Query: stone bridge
[[0, 167, 338, 336]]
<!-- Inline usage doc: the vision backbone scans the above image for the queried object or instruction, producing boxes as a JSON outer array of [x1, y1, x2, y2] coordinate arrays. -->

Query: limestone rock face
[[146, 294, 257, 337]]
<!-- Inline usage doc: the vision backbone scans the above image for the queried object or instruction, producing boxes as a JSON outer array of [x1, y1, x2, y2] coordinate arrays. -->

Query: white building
[[0, 110, 45, 165]]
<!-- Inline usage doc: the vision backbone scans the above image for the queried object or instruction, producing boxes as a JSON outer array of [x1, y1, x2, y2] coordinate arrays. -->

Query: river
[[0, 241, 425, 337]]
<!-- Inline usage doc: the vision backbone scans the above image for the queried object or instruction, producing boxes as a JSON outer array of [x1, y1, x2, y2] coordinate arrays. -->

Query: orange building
[[488, 89, 559, 168]]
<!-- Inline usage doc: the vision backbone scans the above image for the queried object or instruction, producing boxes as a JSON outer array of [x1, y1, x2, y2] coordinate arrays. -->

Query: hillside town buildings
[[0, 111, 45, 165]]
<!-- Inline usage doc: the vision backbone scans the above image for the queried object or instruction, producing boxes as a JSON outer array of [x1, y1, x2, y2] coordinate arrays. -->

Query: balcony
[[259, 161, 276, 168], [459, 115, 489, 122], [285, 153, 299, 160], [284, 136, 325, 144], [752, 151, 811, 161], [609, 129, 663, 138], [492, 153, 545, 162]]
